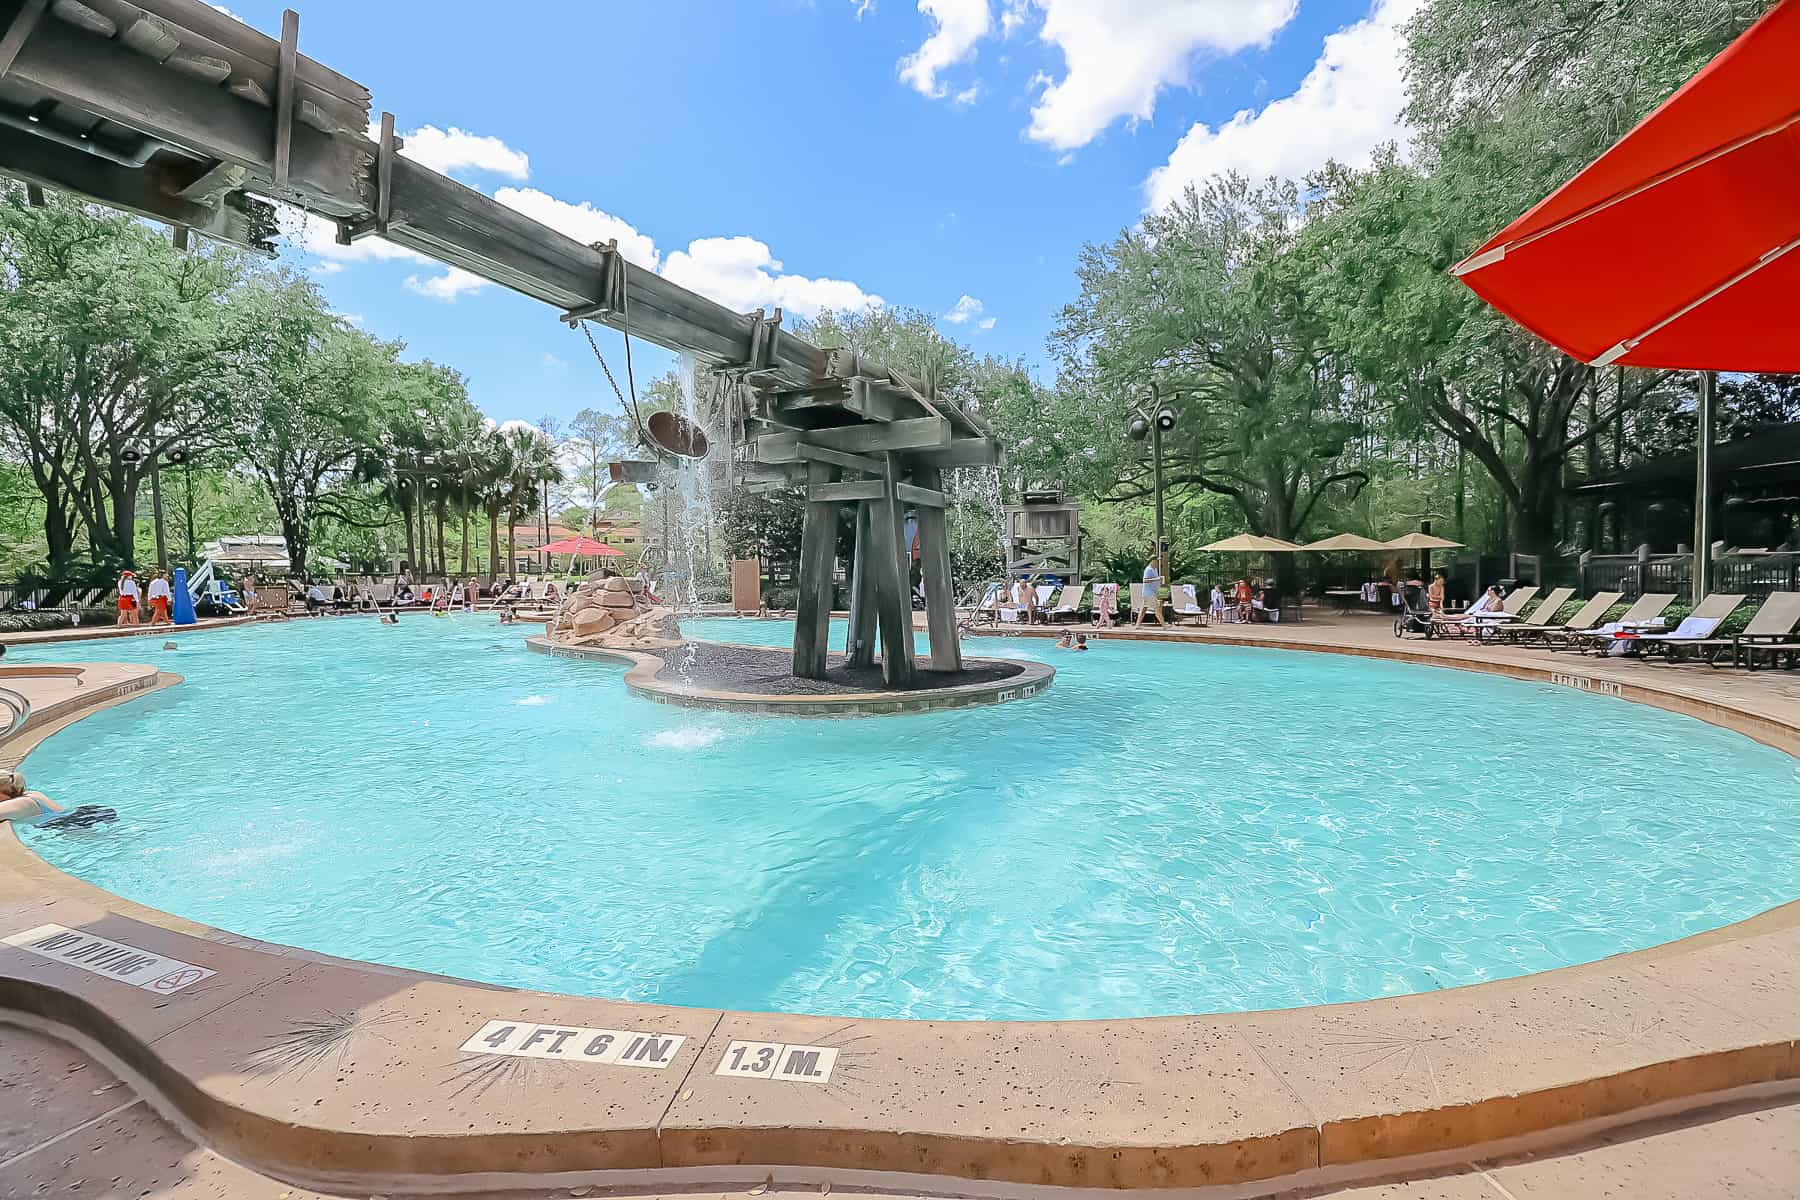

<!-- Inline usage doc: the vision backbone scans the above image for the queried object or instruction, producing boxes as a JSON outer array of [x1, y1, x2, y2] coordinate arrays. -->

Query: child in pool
[[0, 770, 60, 824]]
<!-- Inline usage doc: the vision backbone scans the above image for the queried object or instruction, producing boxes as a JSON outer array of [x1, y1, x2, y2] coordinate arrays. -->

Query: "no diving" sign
[[459, 1019, 687, 1070], [3, 924, 216, 994]]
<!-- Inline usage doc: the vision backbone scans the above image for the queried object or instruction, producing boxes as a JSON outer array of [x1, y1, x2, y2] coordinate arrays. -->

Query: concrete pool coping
[[0, 625, 1795, 1196], [526, 634, 1056, 715]]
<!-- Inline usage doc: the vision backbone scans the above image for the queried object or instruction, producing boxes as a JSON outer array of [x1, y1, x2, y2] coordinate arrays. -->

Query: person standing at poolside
[[1094, 581, 1117, 628], [1136, 554, 1163, 627], [116, 570, 140, 626], [1427, 570, 1447, 613], [145, 570, 172, 626]]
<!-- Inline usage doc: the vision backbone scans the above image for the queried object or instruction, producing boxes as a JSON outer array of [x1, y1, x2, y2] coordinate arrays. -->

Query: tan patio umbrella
[[1384, 531, 1465, 580], [1382, 532, 1464, 551], [1200, 534, 1303, 552], [1300, 533, 1390, 552]]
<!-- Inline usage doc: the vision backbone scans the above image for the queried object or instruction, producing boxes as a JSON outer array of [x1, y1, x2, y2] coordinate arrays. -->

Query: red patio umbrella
[[1451, 0, 1800, 371], [535, 536, 623, 557]]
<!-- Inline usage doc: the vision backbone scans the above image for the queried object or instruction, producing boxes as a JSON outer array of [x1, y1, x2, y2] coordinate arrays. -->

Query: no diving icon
[[714, 1039, 838, 1084]]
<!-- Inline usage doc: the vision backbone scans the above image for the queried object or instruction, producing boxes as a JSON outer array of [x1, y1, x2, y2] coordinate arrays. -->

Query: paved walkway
[[2, 1024, 1794, 1198]]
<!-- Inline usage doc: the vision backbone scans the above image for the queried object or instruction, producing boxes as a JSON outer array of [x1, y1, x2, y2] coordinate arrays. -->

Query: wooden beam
[[915, 465, 962, 672], [0, 126, 275, 248], [846, 501, 875, 668], [272, 9, 298, 190], [868, 453, 916, 688], [0, 0, 48, 81], [3, 12, 369, 216], [174, 158, 246, 202], [374, 109, 394, 232], [792, 462, 839, 680], [909, 438, 1004, 469], [755, 417, 952, 463], [895, 482, 947, 509], [796, 443, 882, 475], [809, 480, 884, 504]]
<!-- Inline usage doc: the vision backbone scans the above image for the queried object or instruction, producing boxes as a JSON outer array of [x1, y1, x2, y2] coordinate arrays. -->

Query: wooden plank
[[271, 9, 297, 190], [755, 418, 952, 464], [374, 109, 393, 232], [868, 454, 915, 688], [894, 481, 947, 508], [0, 0, 48, 80], [910, 437, 1005, 469], [791, 462, 839, 680], [133, 0, 371, 112], [846, 501, 875, 668], [914, 465, 962, 672], [809, 480, 884, 504], [796, 443, 882, 475]]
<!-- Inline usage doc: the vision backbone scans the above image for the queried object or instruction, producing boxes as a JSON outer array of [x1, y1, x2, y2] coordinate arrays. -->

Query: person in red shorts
[[116, 570, 140, 626], [146, 570, 172, 625]]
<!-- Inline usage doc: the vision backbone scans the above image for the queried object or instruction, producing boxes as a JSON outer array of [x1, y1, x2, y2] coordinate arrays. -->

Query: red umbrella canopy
[[1452, 0, 1800, 371], [536, 536, 622, 556]]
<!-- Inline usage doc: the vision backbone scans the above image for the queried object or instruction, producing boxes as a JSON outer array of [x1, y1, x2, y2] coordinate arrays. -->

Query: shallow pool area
[[11, 616, 1799, 1021]]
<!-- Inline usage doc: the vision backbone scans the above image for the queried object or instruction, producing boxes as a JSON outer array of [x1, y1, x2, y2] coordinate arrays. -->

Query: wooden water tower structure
[[1002, 486, 1083, 582]]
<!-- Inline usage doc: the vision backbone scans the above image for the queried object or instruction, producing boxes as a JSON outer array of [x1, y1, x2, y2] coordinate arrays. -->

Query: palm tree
[[479, 430, 514, 581], [503, 425, 561, 579]]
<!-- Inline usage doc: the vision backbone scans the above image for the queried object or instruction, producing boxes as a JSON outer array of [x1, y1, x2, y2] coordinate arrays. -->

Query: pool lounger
[[1511, 591, 1622, 647], [1614, 594, 1747, 662], [1564, 593, 1679, 655], [1678, 591, 1800, 670], [1490, 586, 1575, 643]]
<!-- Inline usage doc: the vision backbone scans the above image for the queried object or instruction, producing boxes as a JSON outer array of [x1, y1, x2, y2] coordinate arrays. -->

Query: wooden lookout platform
[[0, 0, 1000, 688]]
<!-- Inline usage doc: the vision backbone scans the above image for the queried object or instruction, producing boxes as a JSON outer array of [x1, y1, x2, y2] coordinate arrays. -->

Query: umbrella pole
[[1692, 370, 1715, 604]]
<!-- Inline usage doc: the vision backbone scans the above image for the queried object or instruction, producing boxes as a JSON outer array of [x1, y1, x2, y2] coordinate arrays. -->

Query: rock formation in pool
[[545, 577, 680, 651]]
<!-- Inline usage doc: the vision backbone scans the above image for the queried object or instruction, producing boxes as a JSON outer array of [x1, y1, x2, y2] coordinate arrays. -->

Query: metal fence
[[1573, 549, 1799, 600]]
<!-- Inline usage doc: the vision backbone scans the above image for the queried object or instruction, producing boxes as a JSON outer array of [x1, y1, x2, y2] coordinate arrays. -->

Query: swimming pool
[[11, 617, 1799, 1020]]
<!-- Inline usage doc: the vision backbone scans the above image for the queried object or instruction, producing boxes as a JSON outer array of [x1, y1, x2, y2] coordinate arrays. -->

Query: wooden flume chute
[[0, 0, 997, 686]]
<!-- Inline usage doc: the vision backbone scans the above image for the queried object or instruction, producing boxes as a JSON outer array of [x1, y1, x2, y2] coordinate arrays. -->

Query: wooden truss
[[0, 0, 1000, 685]]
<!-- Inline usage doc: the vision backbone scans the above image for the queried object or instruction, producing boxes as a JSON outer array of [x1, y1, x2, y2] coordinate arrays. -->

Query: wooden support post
[[791, 462, 839, 680], [914, 465, 962, 672], [846, 501, 876, 667], [0, 0, 47, 81], [375, 110, 395, 233], [272, 10, 299, 191], [868, 454, 915, 688]]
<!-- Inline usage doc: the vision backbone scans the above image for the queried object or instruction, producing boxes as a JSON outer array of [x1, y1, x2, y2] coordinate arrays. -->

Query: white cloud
[[1025, 0, 1298, 152], [492, 187, 660, 269], [853, 0, 876, 16], [662, 237, 883, 318], [542, 352, 567, 371], [942, 294, 986, 324], [999, 0, 1030, 36], [1144, 0, 1418, 211], [977, 316, 996, 331], [371, 122, 530, 181], [404, 266, 490, 301], [899, 0, 992, 99]]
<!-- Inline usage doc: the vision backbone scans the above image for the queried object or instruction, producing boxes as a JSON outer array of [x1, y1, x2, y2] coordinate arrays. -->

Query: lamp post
[[1126, 382, 1179, 579], [121, 440, 191, 569]]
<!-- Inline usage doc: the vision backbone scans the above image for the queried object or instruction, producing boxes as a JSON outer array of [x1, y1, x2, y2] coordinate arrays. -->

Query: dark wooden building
[[1571, 422, 1800, 553]]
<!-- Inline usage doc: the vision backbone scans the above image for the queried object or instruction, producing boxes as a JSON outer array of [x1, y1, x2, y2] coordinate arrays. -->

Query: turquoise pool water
[[11, 617, 1800, 1020]]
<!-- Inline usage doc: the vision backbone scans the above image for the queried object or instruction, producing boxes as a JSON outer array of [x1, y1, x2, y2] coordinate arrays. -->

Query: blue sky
[[229, 0, 1416, 427]]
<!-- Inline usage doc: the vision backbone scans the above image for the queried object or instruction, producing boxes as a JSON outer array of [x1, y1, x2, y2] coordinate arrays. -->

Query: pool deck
[[0, 614, 1796, 1197]]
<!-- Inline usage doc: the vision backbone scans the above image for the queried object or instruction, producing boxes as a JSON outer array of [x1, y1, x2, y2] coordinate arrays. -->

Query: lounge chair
[[1565, 593, 1679, 655], [1434, 585, 1539, 642], [1491, 587, 1575, 643], [1622, 593, 1747, 661], [1169, 583, 1206, 625], [1049, 583, 1087, 623], [1035, 584, 1057, 613], [1512, 591, 1623, 647], [1682, 591, 1800, 670]]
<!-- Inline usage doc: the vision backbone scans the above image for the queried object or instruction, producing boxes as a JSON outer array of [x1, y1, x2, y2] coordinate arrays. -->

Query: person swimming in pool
[[0, 770, 114, 829]]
